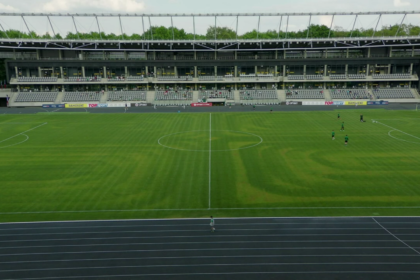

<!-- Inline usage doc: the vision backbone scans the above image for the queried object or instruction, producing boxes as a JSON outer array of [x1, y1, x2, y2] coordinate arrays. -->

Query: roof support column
[[395, 14, 407, 36], [236, 16, 239, 40], [119, 16, 124, 40], [215, 16, 217, 41], [72, 16, 80, 39], [285, 16, 289, 39], [306, 15, 312, 39], [328, 15, 334, 38], [0, 21, 9, 39], [350, 15, 358, 38], [171, 16, 174, 41], [193, 16, 196, 41], [149, 17, 153, 40], [257, 16, 261, 40], [47, 16, 56, 38], [22, 16, 33, 39], [277, 16, 283, 39], [372, 14, 382, 37], [95, 16, 102, 40]]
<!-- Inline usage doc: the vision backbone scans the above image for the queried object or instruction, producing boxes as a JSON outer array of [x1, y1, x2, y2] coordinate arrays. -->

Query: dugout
[[207, 98, 226, 106], [0, 98, 7, 107]]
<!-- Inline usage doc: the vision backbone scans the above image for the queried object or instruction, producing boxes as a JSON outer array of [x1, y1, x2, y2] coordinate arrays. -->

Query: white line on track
[[3, 262, 420, 273], [0, 122, 47, 145], [0, 254, 417, 265], [209, 113, 211, 209], [373, 217, 420, 255], [2, 206, 420, 215], [9, 271, 420, 280]]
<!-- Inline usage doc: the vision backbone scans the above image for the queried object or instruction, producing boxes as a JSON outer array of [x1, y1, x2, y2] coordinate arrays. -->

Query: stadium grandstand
[[0, 11, 419, 107]]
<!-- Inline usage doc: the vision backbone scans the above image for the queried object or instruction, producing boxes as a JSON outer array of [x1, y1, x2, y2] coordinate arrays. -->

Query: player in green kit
[[337, 113, 340, 119], [345, 135, 349, 145], [341, 122, 344, 131], [332, 130, 335, 140]]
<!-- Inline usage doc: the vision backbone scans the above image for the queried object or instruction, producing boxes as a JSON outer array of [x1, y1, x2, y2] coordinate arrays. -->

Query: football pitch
[[0, 109, 419, 222]]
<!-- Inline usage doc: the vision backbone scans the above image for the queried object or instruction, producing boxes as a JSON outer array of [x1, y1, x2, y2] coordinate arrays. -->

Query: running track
[[1, 217, 420, 280]]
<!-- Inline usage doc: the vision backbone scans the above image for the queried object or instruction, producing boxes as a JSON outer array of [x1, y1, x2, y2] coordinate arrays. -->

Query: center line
[[209, 113, 212, 209]]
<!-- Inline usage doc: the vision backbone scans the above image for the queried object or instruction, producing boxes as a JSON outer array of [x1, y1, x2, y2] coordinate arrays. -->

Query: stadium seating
[[240, 90, 278, 100], [18, 77, 58, 82], [108, 77, 126, 82], [287, 75, 304, 80], [15, 92, 58, 102], [199, 76, 216, 81], [372, 73, 411, 79], [374, 88, 414, 99], [157, 76, 193, 81], [108, 91, 147, 101], [201, 90, 234, 100], [257, 74, 275, 79], [286, 89, 324, 99], [126, 76, 145, 81], [66, 77, 102, 82], [306, 75, 324, 80], [62, 92, 101, 101], [155, 91, 193, 100], [330, 89, 370, 99], [329, 74, 346, 79], [239, 74, 257, 79], [348, 74, 366, 79]]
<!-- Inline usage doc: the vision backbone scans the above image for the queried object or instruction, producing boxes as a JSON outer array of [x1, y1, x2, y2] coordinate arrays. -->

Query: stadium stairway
[[411, 88, 420, 99], [55, 91, 65, 103], [323, 90, 332, 101], [100, 92, 108, 103], [234, 91, 241, 103], [277, 90, 286, 102]]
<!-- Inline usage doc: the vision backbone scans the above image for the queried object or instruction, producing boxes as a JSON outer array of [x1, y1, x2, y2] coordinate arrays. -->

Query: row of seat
[[375, 88, 414, 99], [15, 92, 58, 102], [306, 75, 324, 80], [155, 91, 193, 100], [62, 91, 101, 101], [157, 76, 193, 81], [287, 75, 305, 80], [126, 76, 145, 81], [18, 77, 58, 82], [66, 77, 102, 82], [200, 90, 234, 100], [240, 90, 278, 100], [330, 89, 370, 99], [108, 91, 147, 101], [348, 74, 366, 79], [372, 74, 412, 79], [286, 90, 324, 99], [329, 74, 347, 79]]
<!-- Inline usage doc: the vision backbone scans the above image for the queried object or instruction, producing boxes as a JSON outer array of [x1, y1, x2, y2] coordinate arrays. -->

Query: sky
[[0, 0, 419, 36]]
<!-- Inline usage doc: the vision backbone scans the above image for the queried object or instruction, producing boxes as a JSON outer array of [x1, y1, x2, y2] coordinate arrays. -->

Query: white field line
[[2, 206, 420, 215], [388, 130, 420, 145], [209, 113, 211, 209], [373, 120, 420, 141], [0, 122, 47, 145], [372, 217, 420, 255]]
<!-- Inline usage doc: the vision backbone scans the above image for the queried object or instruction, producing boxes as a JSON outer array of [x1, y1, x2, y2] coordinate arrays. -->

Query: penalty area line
[[373, 120, 420, 141], [0, 122, 48, 144]]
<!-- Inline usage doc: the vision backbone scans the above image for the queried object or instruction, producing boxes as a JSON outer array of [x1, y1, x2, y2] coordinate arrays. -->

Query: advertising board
[[284, 101, 302, 105], [344, 101, 367, 106], [132, 103, 147, 107], [302, 101, 325, 105], [42, 104, 65, 108], [65, 104, 87, 108], [367, 101, 389, 105], [97, 104, 108, 108]]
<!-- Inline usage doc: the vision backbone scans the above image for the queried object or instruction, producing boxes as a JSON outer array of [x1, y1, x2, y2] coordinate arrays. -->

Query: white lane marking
[[9, 271, 420, 280], [0, 122, 47, 145], [0, 246, 415, 257], [209, 113, 211, 209], [1, 206, 420, 215], [388, 130, 420, 145], [0, 254, 417, 265], [372, 217, 420, 255]]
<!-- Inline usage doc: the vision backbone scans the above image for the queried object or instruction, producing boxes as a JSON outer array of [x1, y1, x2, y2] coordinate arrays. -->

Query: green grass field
[[0, 109, 419, 222]]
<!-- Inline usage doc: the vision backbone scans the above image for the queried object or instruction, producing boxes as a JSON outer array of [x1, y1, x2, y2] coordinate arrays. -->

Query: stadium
[[0, 9, 420, 279]]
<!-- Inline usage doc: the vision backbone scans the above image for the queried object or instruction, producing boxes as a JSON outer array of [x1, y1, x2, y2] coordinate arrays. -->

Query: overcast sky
[[0, 0, 419, 36]]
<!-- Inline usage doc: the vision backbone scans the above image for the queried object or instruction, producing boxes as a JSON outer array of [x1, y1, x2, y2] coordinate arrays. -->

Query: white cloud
[[0, 3, 19, 12], [41, 0, 145, 13], [394, 0, 410, 7]]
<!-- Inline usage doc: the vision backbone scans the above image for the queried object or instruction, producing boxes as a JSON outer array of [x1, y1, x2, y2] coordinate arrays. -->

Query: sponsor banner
[[107, 103, 131, 108], [42, 104, 65, 108], [65, 104, 87, 108], [344, 101, 367, 106], [98, 104, 108, 108], [367, 101, 389, 105], [325, 101, 334, 106], [284, 101, 302, 105], [333, 101, 345, 105], [88, 104, 98, 108], [132, 103, 147, 107], [191, 103, 213, 107], [302, 101, 325, 106]]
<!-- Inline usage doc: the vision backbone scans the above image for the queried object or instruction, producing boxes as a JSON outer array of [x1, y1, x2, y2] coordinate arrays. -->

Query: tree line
[[0, 24, 419, 40]]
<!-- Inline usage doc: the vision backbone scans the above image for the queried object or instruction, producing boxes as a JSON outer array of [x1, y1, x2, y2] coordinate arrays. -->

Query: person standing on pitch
[[360, 114, 364, 122], [337, 113, 340, 119], [341, 122, 344, 131], [210, 216, 215, 232], [332, 130, 335, 140], [345, 135, 349, 146]]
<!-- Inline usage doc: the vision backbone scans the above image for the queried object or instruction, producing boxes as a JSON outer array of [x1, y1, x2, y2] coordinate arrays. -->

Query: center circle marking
[[158, 130, 263, 152]]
